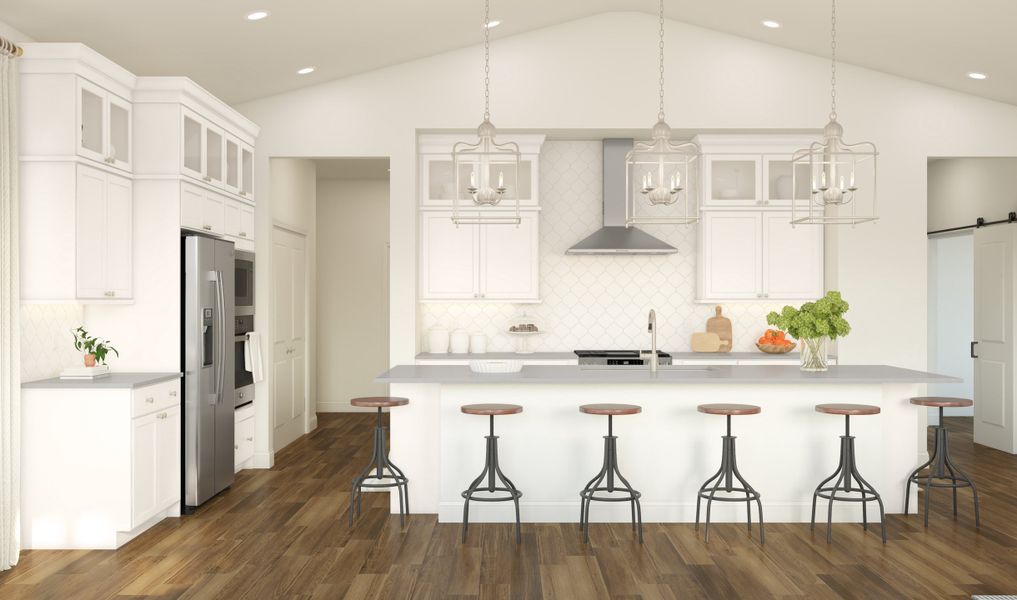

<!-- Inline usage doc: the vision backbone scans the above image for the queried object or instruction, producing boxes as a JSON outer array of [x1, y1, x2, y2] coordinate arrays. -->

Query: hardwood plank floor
[[2, 415, 1017, 599]]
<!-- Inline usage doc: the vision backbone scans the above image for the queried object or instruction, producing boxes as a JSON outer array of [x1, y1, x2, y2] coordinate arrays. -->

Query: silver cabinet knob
[[246, 437, 253, 442], [239, 232, 247, 238], [157, 412, 168, 419], [145, 397, 155, 404], [203, 176, 212, 182]]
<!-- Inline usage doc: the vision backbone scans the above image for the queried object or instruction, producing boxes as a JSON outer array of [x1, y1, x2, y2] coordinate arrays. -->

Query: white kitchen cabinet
[[420, 210, 540, 302], [696, 135, 819, 209], [698, 210, 823, 302], [224, 197, 255, 242], [76, 77, 132, 172], [235, 403, 255, 471], [703, 154, 760, 208], [180, 181, 226, 235], [177, 108, 243, 194], [21, 377, 181, 550], [224, 135, 241, 195], [418, 134, 545, 208], [75, 163, 133, 300]]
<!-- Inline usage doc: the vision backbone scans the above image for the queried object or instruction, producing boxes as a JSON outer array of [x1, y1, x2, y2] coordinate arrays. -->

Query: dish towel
[[244, 332, 264, 383]]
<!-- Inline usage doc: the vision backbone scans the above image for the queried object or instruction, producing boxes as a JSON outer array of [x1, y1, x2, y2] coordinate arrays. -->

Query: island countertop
[[376, 364, 958, 385]]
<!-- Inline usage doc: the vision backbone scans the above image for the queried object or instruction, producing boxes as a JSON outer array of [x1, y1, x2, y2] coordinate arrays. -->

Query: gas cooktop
[[574, 350, 673, 366]]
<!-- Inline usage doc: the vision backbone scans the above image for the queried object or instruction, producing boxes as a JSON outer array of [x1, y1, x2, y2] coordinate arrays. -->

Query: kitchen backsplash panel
[[21, 303, 85, 382], [419, 140, 790, 353]]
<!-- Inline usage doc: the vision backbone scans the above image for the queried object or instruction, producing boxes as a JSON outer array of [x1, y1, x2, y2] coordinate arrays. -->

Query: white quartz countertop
[[415, 352, 828, 362], [22, 372, 181, 389], [377, 364, 956, 385]]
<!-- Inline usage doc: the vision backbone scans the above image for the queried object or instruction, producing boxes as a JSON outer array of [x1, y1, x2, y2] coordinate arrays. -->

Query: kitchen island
[[376, 364, 958, 524]]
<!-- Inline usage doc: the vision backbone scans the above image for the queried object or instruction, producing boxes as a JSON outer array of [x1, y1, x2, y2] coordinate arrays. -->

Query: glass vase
[[800, 337, 829, 372]]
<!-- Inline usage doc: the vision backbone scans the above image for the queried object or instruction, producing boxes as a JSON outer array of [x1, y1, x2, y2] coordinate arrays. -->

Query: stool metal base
[[905, 409, 980, 528], [811, 416, 886, 544], [579, 415, 643, 544], [462, 415, 522, 544], [349, 408, 409, 528], [695, 415, 763, 545]]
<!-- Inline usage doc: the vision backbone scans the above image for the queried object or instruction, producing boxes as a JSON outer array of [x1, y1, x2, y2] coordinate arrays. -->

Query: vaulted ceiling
[[3, 0, 1014, 106]]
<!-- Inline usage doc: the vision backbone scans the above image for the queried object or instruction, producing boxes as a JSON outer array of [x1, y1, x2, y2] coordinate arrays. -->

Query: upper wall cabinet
[[179, 109, 251, 199], [77, 78, 132, 172], [418, 134, 546, 208], [697, 135, 819, 209]]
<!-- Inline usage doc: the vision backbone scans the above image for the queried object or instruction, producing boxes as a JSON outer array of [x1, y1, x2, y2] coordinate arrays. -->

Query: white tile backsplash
[[420, 140, 790, 354], [21, 303, 85, 382]]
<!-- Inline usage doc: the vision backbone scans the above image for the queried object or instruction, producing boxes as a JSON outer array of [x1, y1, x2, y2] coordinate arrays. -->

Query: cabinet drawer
[[132, 380, 179, 418], [235, 415, 254, 468]]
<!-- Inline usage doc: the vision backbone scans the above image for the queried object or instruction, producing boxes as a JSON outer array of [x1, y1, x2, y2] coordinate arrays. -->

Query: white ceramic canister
[[427, 327, 450, 354], [449, 329, 471, 354], [469, 333, 487, 354]]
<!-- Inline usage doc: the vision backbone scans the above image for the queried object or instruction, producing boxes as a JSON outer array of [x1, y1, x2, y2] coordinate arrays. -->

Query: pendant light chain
[[829, 0, 837, 121], [657, 0, 666, 121], [483, 0, 491, 121]]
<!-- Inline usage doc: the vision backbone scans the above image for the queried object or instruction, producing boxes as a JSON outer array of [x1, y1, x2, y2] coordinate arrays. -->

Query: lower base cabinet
[[235, 403, 255, 471], [21, 377, 181, 549]]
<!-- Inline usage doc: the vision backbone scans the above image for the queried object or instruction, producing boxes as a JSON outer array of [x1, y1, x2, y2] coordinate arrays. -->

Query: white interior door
[[272, 226, 308, 452], [973, 224, 1017, 453]]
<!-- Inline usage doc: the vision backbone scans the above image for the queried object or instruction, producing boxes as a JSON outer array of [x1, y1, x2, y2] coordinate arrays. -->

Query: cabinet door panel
[[75, 165, 107, 299], [699, 212, 762, 300], [420, 212, 478, 299], [107, 93, 132, 172], [224, 200, 242, 238], [131, 413, 158, 526], [479, 213, 539, 300], [763, 212, 823, 300], [181, 110, 204, 180], [105, 174, 132, 298], [77, 79, 106, 163], [180, 183, 205, 231], [240, 144, 254, 200], [224, 136, 240, 194], [202, 192, 225, 234], [155, 406, 180, 510], [204, 125, 225, 187], [240, 206, 255, 241]]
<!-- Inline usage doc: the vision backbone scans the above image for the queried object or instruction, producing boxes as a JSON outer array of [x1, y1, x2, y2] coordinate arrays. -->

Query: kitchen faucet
[[648, 309, 657, 373]]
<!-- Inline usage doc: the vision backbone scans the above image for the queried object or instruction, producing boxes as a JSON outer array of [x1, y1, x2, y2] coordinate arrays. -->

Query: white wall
[[0, 20, 33, 43], [315, 177, 390, 412], [927, 233, 975, 424], [259, 158, 317, 454], [928, 158, 1017, 232], [421, 140, 790, 352], [236, 13, 1017, 454]]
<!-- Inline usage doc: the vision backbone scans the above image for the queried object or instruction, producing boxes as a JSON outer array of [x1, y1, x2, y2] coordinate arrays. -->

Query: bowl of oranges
[[756, 329, 796, 354]]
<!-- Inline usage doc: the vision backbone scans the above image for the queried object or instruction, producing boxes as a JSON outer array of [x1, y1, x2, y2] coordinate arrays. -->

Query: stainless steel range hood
[[566, 139, 677, 255]]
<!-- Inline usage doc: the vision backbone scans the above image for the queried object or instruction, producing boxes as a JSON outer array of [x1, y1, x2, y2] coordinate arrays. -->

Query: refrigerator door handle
[[216, 270, 227, 405]]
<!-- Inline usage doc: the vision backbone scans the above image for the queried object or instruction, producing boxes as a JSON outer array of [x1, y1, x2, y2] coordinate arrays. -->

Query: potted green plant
[[71, 326, 119, 367], [766, 291, 850, 372]]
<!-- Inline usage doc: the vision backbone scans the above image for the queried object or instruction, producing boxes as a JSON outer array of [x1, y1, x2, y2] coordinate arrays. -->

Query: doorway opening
[[928, 157, 1017, 454]]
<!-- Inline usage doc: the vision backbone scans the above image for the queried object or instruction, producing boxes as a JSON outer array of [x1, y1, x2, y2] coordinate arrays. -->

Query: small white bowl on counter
[[469, 360, 524, 374]]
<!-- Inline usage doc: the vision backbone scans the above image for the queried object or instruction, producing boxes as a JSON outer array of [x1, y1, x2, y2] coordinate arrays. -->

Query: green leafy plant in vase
[[71, 326, 119, 368], [766, 291, 850, 372]]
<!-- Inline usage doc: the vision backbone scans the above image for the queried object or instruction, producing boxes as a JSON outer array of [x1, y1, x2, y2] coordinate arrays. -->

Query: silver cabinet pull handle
[[246, 437, 253, 442], [234, 444, 239, 450], [145, 397, 155, 404], [239, 232, 247, 238], [202, 225, 212, 231], [169, 390, 177, 397], [157, 412, 167, 419]]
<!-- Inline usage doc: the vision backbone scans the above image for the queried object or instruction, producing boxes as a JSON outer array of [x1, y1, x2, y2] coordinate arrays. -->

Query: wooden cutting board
[[706, 306, 732, 353]]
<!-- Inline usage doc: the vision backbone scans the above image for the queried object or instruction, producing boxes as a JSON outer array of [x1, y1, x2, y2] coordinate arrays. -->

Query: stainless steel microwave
[[235, 251, 255, 316]]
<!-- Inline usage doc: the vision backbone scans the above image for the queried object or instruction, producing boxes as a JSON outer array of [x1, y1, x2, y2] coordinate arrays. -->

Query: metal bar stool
[[811, 403, 886, 544], [348, 396, 410, 527], [461, 404, 523, 544], [578, 403, 643, 544], [905, 397, 980, 528], [695, 404, 764, 544]]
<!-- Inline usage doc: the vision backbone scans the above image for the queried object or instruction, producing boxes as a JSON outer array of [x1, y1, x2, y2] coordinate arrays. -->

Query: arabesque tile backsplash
[[419, 140, 792, 353], [21, 303, 85, 382]]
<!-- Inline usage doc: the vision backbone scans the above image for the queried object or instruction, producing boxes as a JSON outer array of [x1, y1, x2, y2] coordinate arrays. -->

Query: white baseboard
[[251, 451, 274, 469]]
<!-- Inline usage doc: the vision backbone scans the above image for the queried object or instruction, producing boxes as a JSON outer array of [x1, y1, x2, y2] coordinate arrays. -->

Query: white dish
[[469, 360, 523, 374]]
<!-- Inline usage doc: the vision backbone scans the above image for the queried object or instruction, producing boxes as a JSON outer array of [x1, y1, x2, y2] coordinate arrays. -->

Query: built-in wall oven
[[234, 314, 255, 408], [235, 251, 255, 317]]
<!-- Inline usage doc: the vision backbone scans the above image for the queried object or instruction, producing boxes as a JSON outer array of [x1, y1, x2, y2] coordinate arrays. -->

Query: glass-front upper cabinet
[[77, 78, 132, 172], [204, 125, 224, 187], [224, 136, 240, 195], [763, 157, 812, 206], [240, 144, 255, 200], [181, 110, 204, 180], [420, 156, 535, 205], [702, 154, 761, 207]]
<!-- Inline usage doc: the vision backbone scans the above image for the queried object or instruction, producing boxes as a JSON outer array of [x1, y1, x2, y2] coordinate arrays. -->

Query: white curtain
[[0, 48, 20, 571]]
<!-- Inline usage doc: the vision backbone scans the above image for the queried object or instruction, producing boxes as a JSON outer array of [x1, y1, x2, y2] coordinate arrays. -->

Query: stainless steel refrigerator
[[182, 235, 235, 510]]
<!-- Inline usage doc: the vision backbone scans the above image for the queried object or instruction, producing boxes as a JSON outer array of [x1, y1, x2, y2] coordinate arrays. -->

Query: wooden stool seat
[[910, 396, 973, 408], [815, 403, 880, 416], [350, 396, 409, 408], [579, 403, 642, 416], [698, 403, 761, 416], [461, 403, 522, 416]]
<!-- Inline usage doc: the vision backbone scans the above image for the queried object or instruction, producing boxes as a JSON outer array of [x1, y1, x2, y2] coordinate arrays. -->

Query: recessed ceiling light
[[761, 19, 781, 29], [246, 10, 270, 21], [485, 20, 502, 29], [967, 71, 987, 80], [297, 67, 315, 75]]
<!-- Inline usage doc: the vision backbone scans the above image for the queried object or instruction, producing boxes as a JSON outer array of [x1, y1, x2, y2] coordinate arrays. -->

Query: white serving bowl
[[469, 360, 523, 374]]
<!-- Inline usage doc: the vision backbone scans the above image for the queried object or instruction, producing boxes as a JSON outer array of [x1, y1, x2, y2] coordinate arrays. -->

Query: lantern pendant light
[[450, 0, 521, 226], [791, 0, 878, 225], [625, 0, 702, 226]]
